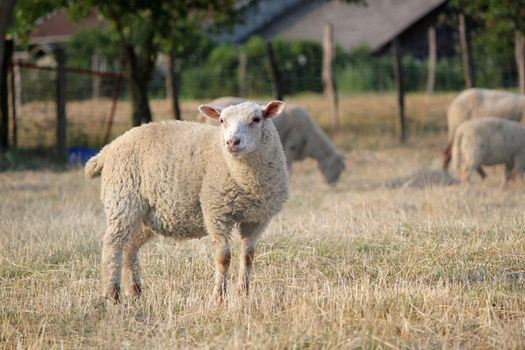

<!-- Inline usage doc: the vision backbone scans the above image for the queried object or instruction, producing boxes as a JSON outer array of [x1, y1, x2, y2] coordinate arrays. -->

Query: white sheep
[[85, 100, 289, 303], [199, 97, 346, 185], [451, 116, 525, 187], [443, 88, 525, 174]]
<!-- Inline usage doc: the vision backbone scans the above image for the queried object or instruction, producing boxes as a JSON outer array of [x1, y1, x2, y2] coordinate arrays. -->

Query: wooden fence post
[[515, 31, 525, 94], [266, 41, 284, 100], [392, 37, 407, 143], [459, 13, 475, 88], [55, 46, 67, 158], [0, 39, 13, 153], [91, 54, 103, 99], [323, 22, 339, 132], [426, 25, 436, 95], [9, 59, 17, 147]]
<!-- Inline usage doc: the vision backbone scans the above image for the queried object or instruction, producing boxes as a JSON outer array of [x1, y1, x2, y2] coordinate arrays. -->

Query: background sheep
[[199, 97, 346, 186], [443, 88, 525, 173], [451, 116, 525, 187], [85, 101, 289, 303]]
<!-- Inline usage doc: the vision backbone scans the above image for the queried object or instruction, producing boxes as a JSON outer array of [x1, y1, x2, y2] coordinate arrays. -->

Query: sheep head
[[199, 101, 285, 157], [319, 153, 347, 186]]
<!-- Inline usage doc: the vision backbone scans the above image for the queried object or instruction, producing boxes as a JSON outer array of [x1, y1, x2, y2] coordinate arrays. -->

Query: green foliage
[[180, 37, 474, 98], [181, 36, 332, 99], [451, 0, 525, 34], [336, 45, 467, 93], [65, 27, 120, 70], [9, 0, 62, 45], [275, 36, 324, 94], [449, 0, 524, 87]]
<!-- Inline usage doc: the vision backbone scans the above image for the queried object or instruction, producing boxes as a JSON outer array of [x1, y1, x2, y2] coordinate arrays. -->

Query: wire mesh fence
[[7, 51, 522, 152], [11, 62, 123, 149]]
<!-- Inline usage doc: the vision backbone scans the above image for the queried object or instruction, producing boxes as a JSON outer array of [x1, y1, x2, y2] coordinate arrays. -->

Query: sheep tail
[[85, 153, 104, 179], [442, 141, 453, 170], [451, 132, 462, 174]]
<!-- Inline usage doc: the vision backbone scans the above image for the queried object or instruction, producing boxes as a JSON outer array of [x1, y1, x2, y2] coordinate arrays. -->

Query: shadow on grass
[[1, 147, 69, 171], [386, 167, 459, 188]]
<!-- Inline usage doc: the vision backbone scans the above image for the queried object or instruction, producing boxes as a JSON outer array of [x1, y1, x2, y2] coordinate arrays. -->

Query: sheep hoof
[[213, 289, 225, 305], [107, 286, 121, 304], [237, 285, 249, 297], [130, 283, 142, 297]]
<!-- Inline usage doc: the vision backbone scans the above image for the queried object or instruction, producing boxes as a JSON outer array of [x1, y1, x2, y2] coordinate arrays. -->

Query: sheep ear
[[198, 104, 222, 120], [262, 100, 285, 119]]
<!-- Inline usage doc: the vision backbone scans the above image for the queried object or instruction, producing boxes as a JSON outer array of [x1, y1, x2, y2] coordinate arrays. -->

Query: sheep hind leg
[[122, 228, 154, 297], [476, 166, 487, 180], [443, 142, 452, 171], [101, 211, 142, 303], [237, 222, 265, 296], [460, 165, 474, 189], [212, 235, 232, 304]]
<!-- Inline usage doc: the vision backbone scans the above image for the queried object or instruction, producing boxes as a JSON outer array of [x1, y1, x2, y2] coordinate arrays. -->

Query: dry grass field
[[2, 93, 525, 349]]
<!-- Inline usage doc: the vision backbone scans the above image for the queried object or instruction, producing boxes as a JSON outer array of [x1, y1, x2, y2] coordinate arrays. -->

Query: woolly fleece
[[86, 101, 288, 302], [199, 96, 346, 185], [451, 116, 525, 186]]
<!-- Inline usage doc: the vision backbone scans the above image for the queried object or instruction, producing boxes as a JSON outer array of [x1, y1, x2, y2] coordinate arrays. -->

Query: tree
[[160, 21, 214, 121], [68, 0, 240, 127], [480, 0, 525, 93], [451, 0, 525, 92]]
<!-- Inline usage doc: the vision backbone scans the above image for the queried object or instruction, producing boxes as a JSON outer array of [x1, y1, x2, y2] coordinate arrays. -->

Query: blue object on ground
[[67, 147, 99, 166]]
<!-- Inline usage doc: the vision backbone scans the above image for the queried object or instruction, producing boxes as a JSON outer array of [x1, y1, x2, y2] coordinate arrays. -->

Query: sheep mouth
[[227, 146, 246, 156]]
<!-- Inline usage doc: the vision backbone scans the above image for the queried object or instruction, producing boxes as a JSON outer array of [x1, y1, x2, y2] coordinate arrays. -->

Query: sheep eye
[[219, 118, 224, 124], [252, 117, 261, 124]]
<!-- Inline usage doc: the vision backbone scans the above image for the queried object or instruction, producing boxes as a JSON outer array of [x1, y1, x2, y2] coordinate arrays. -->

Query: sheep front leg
[[501, 162, 514, 189], [212, 235, 232, 304], [460, 165, 474, 188], [238, 222, 266, 296], [101, 230, 126, 303]]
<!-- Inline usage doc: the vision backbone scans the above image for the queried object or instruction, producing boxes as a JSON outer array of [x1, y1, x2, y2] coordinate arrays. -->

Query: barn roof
[[226, 0, 447, 53], [29, 9, 105, 45]]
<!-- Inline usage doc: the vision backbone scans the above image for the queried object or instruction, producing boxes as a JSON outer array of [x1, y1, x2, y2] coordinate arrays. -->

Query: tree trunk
[[426, 25, 437, 95], [0, 7, 13, 167], [164, 51, 182, 120], [515, 31, 525, 94], [122, 44, 153, 126], [55, 46, 67, 158], [322, 22, 339, 132], [392, 38, 407, 144], [266, 41, 284, 100], [1, 39, 13, 153], [0, 0, 16, 72], [459, 13, 475, 88]]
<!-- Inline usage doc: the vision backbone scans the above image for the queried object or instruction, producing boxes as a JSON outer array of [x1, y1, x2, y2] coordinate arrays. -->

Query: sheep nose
[[226, 138, 240, 147]]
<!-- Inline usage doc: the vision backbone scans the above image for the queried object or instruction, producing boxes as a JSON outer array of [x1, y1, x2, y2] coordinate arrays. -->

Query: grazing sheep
[[85, 101, 289, 303], [199, 97, 346, 185], [443, 88, 525, 172], [451, 116, 525, 187]]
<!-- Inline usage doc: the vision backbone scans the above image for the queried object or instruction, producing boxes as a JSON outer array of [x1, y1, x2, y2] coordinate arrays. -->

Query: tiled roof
[[29, 9, 105, 45], [246, 0, 447, 52]]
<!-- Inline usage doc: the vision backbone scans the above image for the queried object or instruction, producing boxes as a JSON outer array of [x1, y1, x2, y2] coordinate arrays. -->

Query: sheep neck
[[223, 130, 286, 195]]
